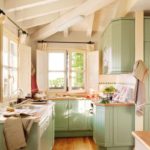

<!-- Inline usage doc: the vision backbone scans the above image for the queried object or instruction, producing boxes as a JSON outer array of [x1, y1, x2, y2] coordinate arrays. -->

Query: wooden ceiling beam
[[86, 14, 95, 37], [64, 29, 69, 37], [5, 0, 59, 12], [8, 0, 84, 22], [19, 13, 59, 29], [31, 0, 116, 41]]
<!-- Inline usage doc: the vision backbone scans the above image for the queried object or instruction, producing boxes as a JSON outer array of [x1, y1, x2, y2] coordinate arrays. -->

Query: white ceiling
[[3, 0, 150, 40]]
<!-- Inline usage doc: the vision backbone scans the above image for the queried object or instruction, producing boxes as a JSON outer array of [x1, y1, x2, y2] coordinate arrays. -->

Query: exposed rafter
[[86, 14, 95, 37], [64, 29, 69, 37], [31, 0, 116, 41], [99, 0, 137, 33], [8, 0, 85, 22], [19, 13, 59, 29], [5, 0, 59, 12]]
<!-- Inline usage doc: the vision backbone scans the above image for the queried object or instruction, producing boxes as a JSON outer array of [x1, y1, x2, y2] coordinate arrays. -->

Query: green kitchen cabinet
[[144, 41, 150, 130], [144, 42, 150, 104], [68, 100, 93, 131], [54, 100, 68, 131], [68, 100, 88, 130], [93, 105, 135, 150], [40, 109, 55, 150], [54, 100, 93, 137], [102, 18, 135, 74], [144, 17, 150, 42]]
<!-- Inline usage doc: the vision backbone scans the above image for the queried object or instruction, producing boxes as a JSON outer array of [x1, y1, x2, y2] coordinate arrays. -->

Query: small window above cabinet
[[102, 18, 135, 74]]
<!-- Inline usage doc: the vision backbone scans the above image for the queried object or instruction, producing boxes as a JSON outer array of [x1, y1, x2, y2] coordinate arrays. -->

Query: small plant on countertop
[[100, 86, 116, 104]]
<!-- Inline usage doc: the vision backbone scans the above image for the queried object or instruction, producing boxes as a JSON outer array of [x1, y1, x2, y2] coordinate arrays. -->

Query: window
[[2, 36, 18, 100], [48, 52, 66, 90], [69, 52, 85, 91], [48, 50, 86, 92]]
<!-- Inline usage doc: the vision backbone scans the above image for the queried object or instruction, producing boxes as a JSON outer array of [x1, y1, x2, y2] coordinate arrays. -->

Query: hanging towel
[[22, 117, 33, 139], [3, 117, 27, 150], [133, 60, 149, 116], [133, 60, 149, 82]]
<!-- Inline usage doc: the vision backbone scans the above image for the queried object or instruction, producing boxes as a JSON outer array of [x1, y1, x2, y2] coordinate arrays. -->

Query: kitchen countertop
[[0, 101, 54, 124], [93, 102, 135, 106], [47, 96, 87, 100], [46, 96, 135, 106], [132, 131, 150, 150]]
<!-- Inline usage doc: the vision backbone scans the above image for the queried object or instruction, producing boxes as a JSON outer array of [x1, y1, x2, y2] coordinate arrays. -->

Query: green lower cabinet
[[93, 105, 135, 150], [68, 100, 88, 130], [144, 104, 150, 130], [144, 41, 150, 130], [54, 100, 93, 137], [54, 100, 68, 131]]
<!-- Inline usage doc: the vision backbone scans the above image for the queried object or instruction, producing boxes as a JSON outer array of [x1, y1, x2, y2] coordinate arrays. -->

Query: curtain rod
[[0, 9, 27, 35], [38, 40, 95, 44]]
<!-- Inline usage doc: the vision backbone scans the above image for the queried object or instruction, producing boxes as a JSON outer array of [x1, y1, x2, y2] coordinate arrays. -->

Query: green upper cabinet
[[144, 18, 150, 42], [102, 18, 135, 74], [54, 100, 69, 131]]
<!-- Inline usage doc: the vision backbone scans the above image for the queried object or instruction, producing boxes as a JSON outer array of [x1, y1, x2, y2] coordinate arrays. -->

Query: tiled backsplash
[[99, 74, 137, 102]]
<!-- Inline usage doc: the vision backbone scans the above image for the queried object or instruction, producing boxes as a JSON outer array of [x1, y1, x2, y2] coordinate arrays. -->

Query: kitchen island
[[93, 102, 135, 150], [0, 101, 55, 150]]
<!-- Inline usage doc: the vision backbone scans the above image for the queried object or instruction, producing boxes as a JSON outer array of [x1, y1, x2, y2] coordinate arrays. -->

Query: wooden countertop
[[93, 102, 135, 106], [46, 97, 135, 106], [132, 131, 150, 150], [46, 97, 87, 100]]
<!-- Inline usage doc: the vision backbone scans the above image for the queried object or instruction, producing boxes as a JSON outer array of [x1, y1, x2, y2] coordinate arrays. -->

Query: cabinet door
[[68, 100, 87, 130], [144, 42, 150, 103], [121, 20, 135, 73], [54, 100, 68, 131], [93, 106, 113, 147], [113, 106, 135, 146], [144, 19, 150, 41], [85, 100, 93, 130], [111, 20, 122, 73], [144, 42, 150, 130], [41, 111, 53, 150]]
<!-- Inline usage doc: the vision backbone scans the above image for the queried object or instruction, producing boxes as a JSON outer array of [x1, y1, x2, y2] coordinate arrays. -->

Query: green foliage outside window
[[72, 53, 84, 89], [49, 78, 64, 89]]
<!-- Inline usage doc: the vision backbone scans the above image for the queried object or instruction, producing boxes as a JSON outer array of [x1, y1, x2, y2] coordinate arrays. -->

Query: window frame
[[68, 50, 86, 93], [48, 49, 86, 93], [2, 30, 18, 101], [48, 50, 67, 92]]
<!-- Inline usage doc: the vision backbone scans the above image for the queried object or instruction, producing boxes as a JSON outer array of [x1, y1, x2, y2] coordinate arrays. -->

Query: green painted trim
[[55, 131, 93, 138]]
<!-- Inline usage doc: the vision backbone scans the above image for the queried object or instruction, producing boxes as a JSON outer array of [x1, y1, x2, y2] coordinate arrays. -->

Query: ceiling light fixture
[[57, 15, 84, 32]]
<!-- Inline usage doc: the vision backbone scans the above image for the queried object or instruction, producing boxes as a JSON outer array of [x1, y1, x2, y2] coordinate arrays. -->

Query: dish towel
[[133, 60, 149, 116], [3, 116, 33, 150], [3, 117, 27, 150], [22, 117, 33, 139]]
